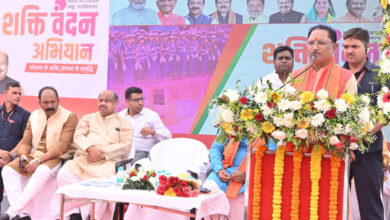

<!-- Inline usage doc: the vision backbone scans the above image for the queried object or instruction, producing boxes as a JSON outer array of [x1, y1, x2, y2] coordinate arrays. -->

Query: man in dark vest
[[269, 0, 307, 23], [343, 27, 388, 220]]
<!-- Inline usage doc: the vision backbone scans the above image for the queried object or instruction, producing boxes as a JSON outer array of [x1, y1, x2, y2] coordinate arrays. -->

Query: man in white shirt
[[119, 87, 171, 164], [260, 45, 294, 89]]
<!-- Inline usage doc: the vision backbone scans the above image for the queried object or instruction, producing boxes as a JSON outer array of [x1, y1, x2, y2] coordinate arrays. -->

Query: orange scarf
[[211, 10, 237, 24]]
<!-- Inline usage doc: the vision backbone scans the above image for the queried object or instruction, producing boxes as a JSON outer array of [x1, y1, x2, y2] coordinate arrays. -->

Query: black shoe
[[0, 213, 9, 220], [69, 213, 82, 220], [13, 215, 31, 220]]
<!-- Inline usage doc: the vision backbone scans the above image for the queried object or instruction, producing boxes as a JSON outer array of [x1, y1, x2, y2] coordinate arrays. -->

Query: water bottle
[[116, 166, 124, 186], [155, 170, 161, 190]]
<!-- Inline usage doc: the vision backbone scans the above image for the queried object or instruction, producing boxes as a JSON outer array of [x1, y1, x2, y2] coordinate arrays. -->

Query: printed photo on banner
[[110, 0, 382, 25]]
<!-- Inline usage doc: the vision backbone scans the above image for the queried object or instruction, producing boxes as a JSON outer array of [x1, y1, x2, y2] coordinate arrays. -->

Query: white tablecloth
[[55, 177, 230, 220]]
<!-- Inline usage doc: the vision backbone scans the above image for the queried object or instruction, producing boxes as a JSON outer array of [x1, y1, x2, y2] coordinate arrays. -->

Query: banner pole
[[244, 141, 252, 220], [342, 152, 350, 220]]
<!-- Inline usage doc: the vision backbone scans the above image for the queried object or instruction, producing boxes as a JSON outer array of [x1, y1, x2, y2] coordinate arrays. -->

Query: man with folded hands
[[54, 90, 132, 220], [0, 86, 77, 220]]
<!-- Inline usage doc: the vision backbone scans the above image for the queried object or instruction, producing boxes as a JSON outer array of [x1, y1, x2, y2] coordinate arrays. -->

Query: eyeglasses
[[307, 41, 333, 47], [129, 97, 145, 102]]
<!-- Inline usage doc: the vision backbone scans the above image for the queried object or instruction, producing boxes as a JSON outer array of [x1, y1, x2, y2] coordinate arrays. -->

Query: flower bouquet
[[122, 168, 156, 191], [212, 80, 376, 156], [377, 86, 390, 124], [378, 0, 390, 86], [156, 174, 200, 197]]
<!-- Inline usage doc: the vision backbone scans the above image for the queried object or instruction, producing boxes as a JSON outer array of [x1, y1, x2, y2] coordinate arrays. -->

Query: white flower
[[254, 92, 268, 104], [273, 117, 285, 127], [349, 143, 358, 150], [329, 136, 340, 145], [378, 95, 384, 108], [224, 89, 240, 102], [335, 99, 347, 112], [277, 99, 290, 112], [261, 105, 273, 117], [271, 130, 287, 141], [381, 59, 390, 73], [130, 176, 140, 181], [384, 103, 390, 115], [382, 86, 389, 94], [284, 84, 297, 94], [289, 100, 302, 110], [218, 106, 234, 123], [334, 123, 343, 135], [295, 128, 308, 139], [361, 95, 370, 105], [358, 108, 370, 124], [247, 124, 256, 134], [314, 99, 332, 112], [316, 89, 329, 99], [382, 49, 390, 60], [345, 124, 352, 135], [283, 112, 294, 128], [311, 113, 325, 127]]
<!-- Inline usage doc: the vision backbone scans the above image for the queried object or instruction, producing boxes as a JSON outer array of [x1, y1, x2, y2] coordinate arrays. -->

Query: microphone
[[277, 53, 317, 91]]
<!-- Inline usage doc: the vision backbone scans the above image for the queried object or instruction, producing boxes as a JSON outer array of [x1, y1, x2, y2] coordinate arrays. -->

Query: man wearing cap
[[148, 31, 161, 80], [135, 33, 150, 82], [246, 0, 268, 23], [112, 0, 160, 25], [177, 32, 189, 77], [121, 33, 137, 84], [333, 0, 372, 23], [0, 51, 19, 94], [168, 34, 179, 79], [188, 33, 199, 76], [185, 0, 216, 24], [156, 0, 188, 25], [160, 33, 170, 80], [209, 34, 221, 70], [210, 0, 243, 24]]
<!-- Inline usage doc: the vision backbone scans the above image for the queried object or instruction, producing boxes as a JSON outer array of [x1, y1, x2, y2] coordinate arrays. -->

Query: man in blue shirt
[[0, 82, 30, 207], [185, 0, 216, 24], [112, 0, 160, 25]]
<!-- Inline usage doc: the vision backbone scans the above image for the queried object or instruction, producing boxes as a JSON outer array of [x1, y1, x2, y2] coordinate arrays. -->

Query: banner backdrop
[[0, 0, 109, 99]]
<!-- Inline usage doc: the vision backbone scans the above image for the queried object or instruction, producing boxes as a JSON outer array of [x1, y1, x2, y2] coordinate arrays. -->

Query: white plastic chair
[[149, 138, 209, 181]]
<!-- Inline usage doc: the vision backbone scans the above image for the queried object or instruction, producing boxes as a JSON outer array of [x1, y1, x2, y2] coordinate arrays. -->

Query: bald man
[[0, 51, 19, 93], [55, 90, 133, 220]]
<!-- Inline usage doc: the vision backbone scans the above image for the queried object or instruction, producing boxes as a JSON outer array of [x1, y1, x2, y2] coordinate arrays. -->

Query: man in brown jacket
[[0, 86, 78, 220]]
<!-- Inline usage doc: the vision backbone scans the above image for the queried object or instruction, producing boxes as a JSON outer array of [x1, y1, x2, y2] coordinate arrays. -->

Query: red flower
[[240, 96, 248, 105], [157, 186, 166, 195], [325, 109, 336, 119], [180, 192, 190, 197], [387, 35, 390, 44], [387, 49, 390, 57], [220, 94, 228, 101], [152, 172, 156, 177], [164, 184, 170, 191], [142, 175, 148, 181], [129, 171, 135, 177], [180, 181, 188, 188], [267, 102, 274, 108], [383, 91, 390, 103], [173, 186, 182, 195], [168, 176, 179, 186], [255, 113, 263, 121], [159, 175, 167, 185]]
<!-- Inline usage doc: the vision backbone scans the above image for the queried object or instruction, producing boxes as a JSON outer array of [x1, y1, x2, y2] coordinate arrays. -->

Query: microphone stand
[[277, 54, 316, 91]]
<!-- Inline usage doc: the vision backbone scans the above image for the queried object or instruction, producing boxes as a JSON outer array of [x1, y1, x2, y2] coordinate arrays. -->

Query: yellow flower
[[297, 118, 310, 129], [382, 0, 388, 9], [387, 22, 390, 35], [240, 109, 254, 121], [341, 93, 355, 105], [222, 122, 233, 134], [261, 121, 275, 133], [269, 92, 282, 103], [164, 187, 177, 197], [300, 91, 314, 103]]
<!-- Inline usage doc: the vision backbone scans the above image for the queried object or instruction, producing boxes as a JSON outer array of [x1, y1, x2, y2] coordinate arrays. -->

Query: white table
[[56, 177, 229, 220]]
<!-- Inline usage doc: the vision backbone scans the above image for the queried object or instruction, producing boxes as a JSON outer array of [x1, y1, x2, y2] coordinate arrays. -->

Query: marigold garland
[[252, 145, 268, 220], [328, 155, 341, 220], [291, 149, 303, 220], [271, 145, 286, 219], [310, 145, 324, 220]]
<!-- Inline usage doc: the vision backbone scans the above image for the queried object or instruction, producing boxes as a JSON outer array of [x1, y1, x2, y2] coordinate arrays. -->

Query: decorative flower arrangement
[[377, 86, 390, 124], [379, 0, 390, 86], [251, 144, 268, 220], [156, 174, 200, 197], [212, 81, 375, 156], [272, 145, 286, 219], [122, 168, 155, 191]]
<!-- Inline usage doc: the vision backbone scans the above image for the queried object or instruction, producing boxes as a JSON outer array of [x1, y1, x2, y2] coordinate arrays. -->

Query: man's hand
[[217, 169, 230, 182], [86, 146, 104, 163], [0, 159, 8, 167], [26, 159, 39, 173], [0, 150, 12, 162], [230, 171, 246, 183], [140, 127, 155, 137]]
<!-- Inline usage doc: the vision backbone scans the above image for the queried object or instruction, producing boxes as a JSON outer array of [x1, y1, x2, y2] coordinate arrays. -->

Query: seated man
[[55, 90, 132, 220], [119, 87, 171, 164], [203, 138, 258, 220], [0, 86, 78, 220]]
